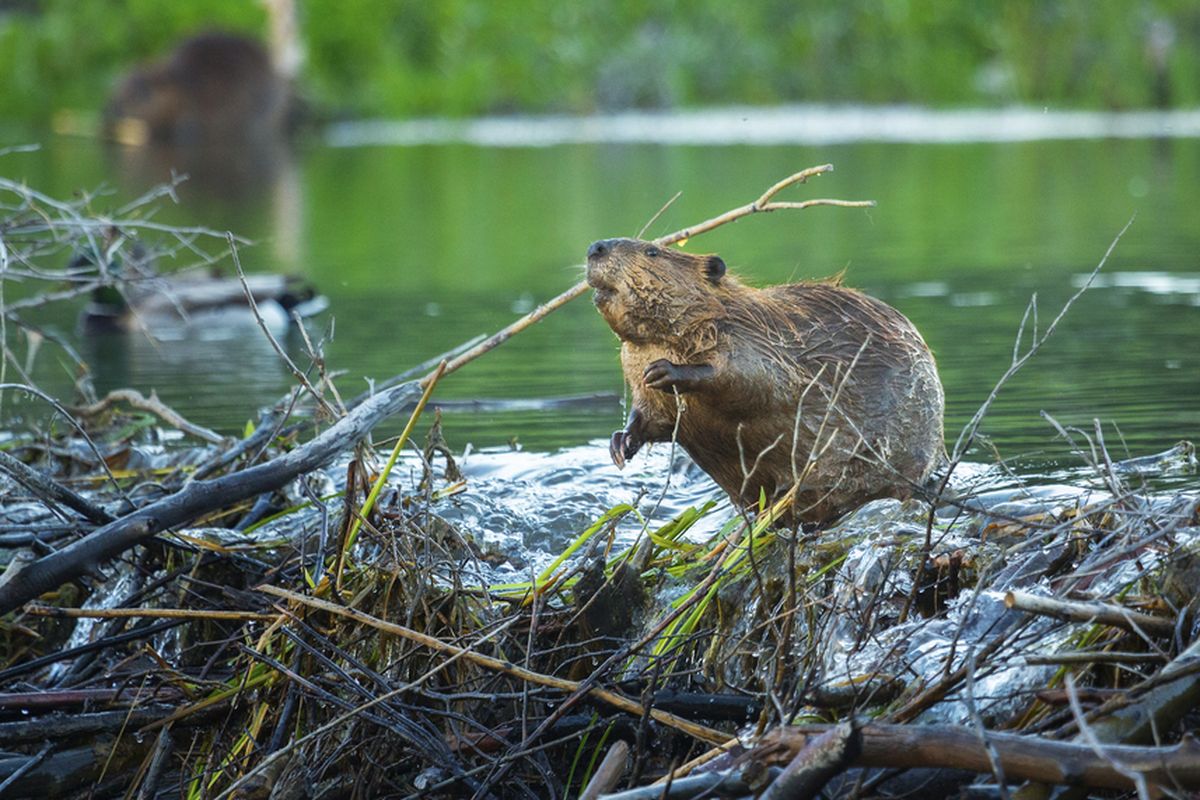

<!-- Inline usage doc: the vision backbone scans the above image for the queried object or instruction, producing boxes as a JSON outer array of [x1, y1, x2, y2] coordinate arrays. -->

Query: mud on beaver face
[[585, 238, 727, 344]]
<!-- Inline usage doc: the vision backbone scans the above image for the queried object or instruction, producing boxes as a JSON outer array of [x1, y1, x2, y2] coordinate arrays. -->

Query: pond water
[[3, 108, 1199, 475]]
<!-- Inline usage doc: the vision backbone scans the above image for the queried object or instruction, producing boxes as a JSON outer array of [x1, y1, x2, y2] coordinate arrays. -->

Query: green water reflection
[[5, 132, 1198, 466]]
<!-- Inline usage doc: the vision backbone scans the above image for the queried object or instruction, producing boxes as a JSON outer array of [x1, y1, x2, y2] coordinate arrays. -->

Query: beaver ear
[[704, 256, 726, 284]]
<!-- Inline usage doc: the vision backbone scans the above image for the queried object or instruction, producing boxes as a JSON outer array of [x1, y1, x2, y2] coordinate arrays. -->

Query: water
[[3, 108, 1199, 471]]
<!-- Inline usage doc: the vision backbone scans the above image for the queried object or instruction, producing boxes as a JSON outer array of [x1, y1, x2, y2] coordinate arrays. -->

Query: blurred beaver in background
[[586, 237, 946, 527], [104, 32, 303, 147]]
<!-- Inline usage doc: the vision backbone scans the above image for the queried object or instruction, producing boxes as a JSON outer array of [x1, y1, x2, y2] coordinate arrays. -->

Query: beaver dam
[[1, 167, 1198, 799]]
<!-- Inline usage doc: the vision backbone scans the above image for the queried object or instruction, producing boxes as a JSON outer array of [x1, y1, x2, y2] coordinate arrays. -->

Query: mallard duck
[[74, 246, 325, 336]]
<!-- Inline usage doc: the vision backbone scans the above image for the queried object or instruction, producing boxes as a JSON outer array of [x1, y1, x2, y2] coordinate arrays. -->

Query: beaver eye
[[644, 246, 660, 257]]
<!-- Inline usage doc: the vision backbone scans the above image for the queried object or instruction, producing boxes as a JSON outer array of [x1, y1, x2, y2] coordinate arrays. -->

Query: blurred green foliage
[[2, 0, 1199, 121]]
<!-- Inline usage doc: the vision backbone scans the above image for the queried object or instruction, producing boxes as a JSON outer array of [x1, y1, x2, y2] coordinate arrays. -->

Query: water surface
[[4, 109, 1198, 471]]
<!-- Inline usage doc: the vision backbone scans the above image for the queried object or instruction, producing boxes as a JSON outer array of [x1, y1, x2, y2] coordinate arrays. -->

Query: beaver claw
[[644, 359, 714, 393], [609, 429, 642, 469], [643, 359, 678, 391]]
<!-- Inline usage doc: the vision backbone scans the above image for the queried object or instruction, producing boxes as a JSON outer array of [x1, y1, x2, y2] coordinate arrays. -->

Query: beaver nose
[[587, 239, 613, 261]]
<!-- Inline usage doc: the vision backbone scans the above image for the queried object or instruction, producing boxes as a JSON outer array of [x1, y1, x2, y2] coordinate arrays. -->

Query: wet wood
[[1004, 589, 1177, 637], [760, 721, 861, 800], [579, 740, 629, 800], [756, 723, 1200, 792]]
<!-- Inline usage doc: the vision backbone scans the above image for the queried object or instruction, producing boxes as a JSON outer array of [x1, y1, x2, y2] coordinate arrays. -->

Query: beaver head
[[585, 237, 731, 345]]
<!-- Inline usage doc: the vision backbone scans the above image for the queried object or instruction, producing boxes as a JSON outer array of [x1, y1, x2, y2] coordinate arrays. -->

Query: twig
[[1024, 651, 1165, 666], [1063, 675, 1152, 800], [227, 233, 338, 420], [0, 382, 130, 502], [635, 191, 682, 239], [901, 217, 1134, 624], [0, 743, 53, 795], [0, 619, 183, 684], [657, 164, 873, 245], [23, 605, 278, 622], [71, 388, 227, 446]]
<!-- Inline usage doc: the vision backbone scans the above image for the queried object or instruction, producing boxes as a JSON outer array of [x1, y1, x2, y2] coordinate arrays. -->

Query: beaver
[[104, 33, 302, 146], [586, 238, 946, 526]]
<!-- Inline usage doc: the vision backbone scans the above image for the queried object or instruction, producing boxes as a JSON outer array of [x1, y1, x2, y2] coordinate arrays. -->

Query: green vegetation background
[[4, 0, 1200, 121]]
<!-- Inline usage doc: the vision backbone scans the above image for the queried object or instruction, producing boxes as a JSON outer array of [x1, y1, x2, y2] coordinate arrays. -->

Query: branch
[[0, 450, 115, 525], [755, 724, 1200, 793], [71, 388, 227, 446], [1004, 590, 1176, 638]]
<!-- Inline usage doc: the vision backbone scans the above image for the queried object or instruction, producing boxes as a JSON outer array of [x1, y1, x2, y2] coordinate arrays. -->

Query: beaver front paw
[[644, 359, 715, 393], [609, 428, 643, 469]]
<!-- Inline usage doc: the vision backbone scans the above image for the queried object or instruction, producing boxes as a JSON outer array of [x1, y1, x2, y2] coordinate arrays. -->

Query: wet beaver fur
[[104, 33, 300, 146], [586, 237, 946, 526]]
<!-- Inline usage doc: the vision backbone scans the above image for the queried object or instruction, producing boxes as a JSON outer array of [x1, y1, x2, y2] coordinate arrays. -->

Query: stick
[[0, 450, 116, 525], [1004, 590, 1176, 638], [258, 584, 728, 744], [760, 721, 861, 800], [755, 723, 1200, 793], [71, 388, 227, 446], [23, 605, 278, 622], [228, 233, 338, 420], [578, 740, 630, 800]]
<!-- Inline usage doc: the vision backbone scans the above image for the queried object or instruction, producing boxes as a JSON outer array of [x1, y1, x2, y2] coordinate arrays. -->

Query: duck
[[73, 244, 325, 336]]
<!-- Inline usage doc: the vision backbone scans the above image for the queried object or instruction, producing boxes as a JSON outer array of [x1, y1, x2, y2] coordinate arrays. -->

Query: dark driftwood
[[0, 450, 115, 525], [0, 688, 183, 710], [0, 381, 420, 615], [0, 741, 144, 797], [626, 689, 759, 722], [756, 724, 1200, 792], [0, 708, 176, 744]]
